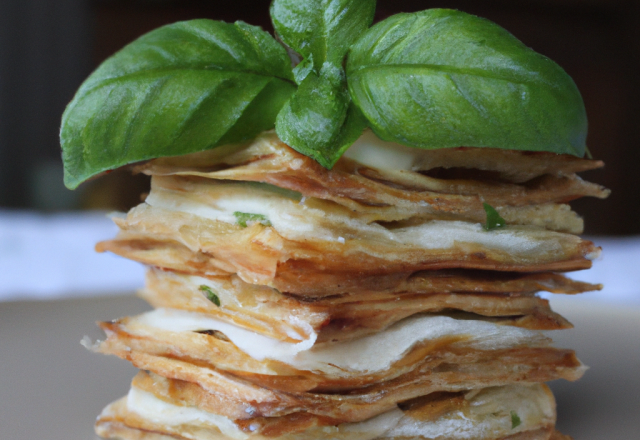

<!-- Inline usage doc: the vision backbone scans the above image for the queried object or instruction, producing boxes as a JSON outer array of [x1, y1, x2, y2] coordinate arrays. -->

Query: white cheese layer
[[133, 308, 546, 375], [343, 130, 422, 171], [134, 308, 316, 361]]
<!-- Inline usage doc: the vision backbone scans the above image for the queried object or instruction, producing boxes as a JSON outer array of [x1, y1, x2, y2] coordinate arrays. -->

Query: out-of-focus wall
[[1, 0, 638, 234], [0, 0, 92, 210]]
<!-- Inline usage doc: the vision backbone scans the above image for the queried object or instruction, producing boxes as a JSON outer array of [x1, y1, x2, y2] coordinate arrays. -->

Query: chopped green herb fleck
[[199, 285, 221, 306], [510, 410, 522, 429], [233, 212, 272, 228], [483, 202, 506, 231]]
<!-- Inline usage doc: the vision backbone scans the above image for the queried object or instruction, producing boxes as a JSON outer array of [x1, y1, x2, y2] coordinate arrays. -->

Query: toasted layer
[[95, 382, 557, 440], [140, 269, 327, 343], [272, 265, 600, 297], [137, 132, 609, 234], [96, 309, 584, 411], [99, 199, 599, 286], [140, 269, 576, 344]]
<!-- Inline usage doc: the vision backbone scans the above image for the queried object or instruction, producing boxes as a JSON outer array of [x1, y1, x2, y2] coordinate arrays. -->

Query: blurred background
[[0, 0, 639, 233], [0, 1, 638, 440]]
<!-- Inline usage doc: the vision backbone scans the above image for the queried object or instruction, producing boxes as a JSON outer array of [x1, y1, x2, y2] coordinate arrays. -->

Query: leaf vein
[[351, 63, 545, 87]]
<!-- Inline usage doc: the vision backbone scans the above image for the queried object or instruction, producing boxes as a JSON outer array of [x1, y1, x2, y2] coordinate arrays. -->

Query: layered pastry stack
[[91, 131, 608, 440]]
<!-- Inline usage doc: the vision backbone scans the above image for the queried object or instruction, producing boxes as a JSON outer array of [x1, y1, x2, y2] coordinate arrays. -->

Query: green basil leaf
[[61, 19, 296, 189], [347, 9, 587, 157], [270, 0, 376, 71], [483, 203, 506, 231], [275, 63, 367, 168]]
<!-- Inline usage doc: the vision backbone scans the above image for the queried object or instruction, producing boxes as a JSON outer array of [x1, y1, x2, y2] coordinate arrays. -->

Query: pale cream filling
[[343, 130, 425, 171], [131, 308, 547, 374]]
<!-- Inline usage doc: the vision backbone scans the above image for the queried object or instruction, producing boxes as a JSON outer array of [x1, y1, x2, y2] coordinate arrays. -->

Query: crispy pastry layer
[[98, 203, 599, 286], [136, 132, 608, 234], [95, 383, 558, 440], [139, 268, 579, 345], [94, 309, 584, 422]]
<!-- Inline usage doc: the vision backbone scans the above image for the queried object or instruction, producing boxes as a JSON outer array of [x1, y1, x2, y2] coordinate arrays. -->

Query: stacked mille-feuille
[[89, 130, 607, 440]]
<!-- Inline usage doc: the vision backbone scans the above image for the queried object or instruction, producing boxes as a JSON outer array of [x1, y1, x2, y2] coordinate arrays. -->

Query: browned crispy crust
[[104, 347, 583, 423], [97, 206, 599, 287], [96, 234, 602, 297]]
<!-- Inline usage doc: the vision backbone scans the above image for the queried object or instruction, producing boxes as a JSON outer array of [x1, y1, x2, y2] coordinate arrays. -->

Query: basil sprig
[[275, 62, 368, 167], [347, 9, 587, 157], [271, 0, 374, 167], [61, 20, 296, 189], [61, 6, 588, 188]]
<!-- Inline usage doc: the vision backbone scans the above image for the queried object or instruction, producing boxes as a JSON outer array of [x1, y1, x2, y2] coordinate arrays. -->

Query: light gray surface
[[0, 294, 638, 440], [0, 295, 150, 440], [548, 296, 640, 439]]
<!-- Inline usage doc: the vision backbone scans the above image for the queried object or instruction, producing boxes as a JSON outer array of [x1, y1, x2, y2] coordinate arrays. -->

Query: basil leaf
[[275, 63, 367, 168], [270, 0, 376, 71], [61, 19, 296, 189], [483, 203, 506, 231], [347, 9, 587, 157]]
